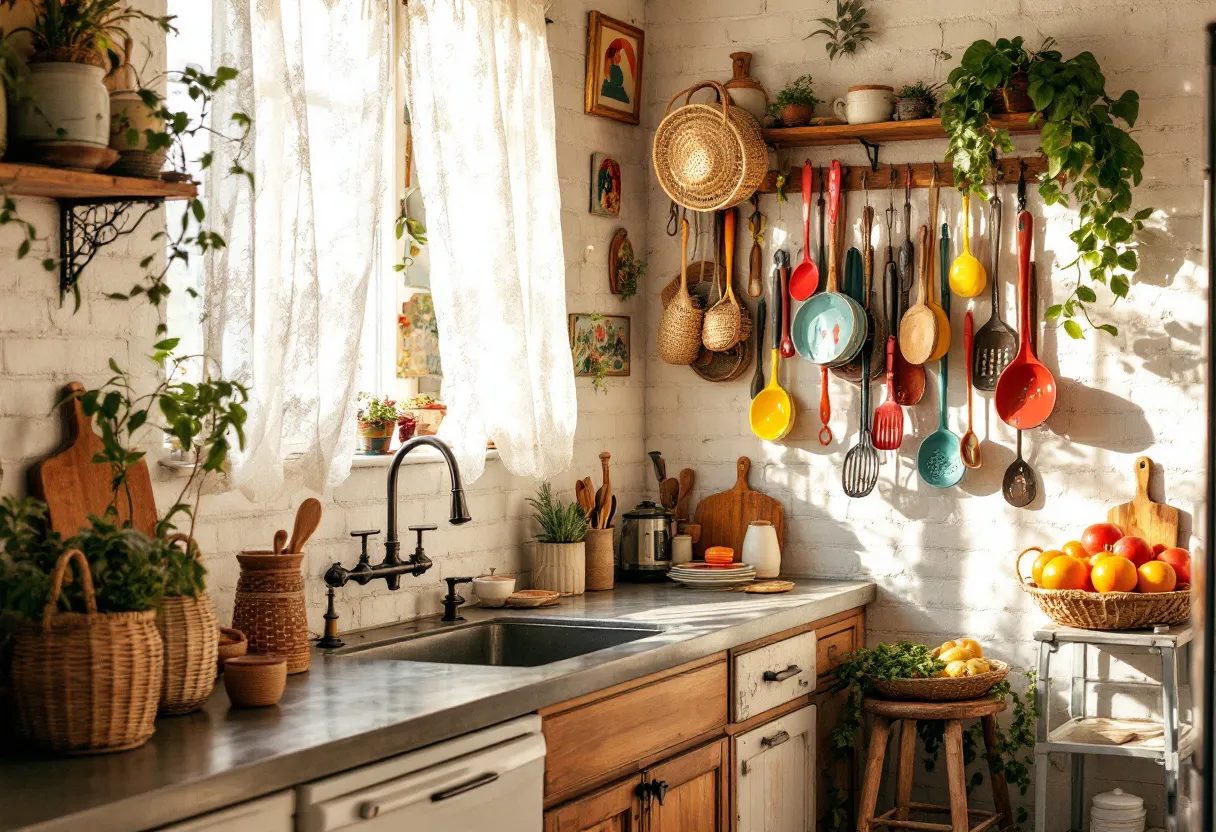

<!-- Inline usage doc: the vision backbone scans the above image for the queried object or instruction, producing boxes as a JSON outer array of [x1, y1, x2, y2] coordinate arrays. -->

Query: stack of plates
[[668, 562, 756, 589]]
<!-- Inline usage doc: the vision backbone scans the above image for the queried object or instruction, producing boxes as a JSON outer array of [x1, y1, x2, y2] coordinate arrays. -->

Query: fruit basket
[[1016, 546, 1190, 631], [872, 659, 1010, 702]]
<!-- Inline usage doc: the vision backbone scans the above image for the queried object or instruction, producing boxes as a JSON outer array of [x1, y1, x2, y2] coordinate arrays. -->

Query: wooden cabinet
[[544, 777, 642, 832], [734, 705, 816, 832]]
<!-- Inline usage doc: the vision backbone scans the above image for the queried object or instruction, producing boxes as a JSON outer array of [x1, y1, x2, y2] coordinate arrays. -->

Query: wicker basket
[[658, 221, 706, 365], [1015, 547, 1190, 630], [110, 149, 168, 179], [872, 660, 1010, 702], [232, 551, 311, 674], [157, 594, 218, 715], [584, 527, 615, 591], [653, 80, 767, 212], [9, 549, 163, 755]]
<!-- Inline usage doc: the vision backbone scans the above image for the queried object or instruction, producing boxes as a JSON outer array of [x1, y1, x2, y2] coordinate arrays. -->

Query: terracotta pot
[[156, 593, 219, 715], [584, 527, 615, 591], [109, 89, 167, 178], [779, 103, 813, 127], [896, 97, 933, 121], [989, 72, 1033, 114], [357, 422, 394, 454], [223, 655, 287, 708], [532, 541, 586, 596]]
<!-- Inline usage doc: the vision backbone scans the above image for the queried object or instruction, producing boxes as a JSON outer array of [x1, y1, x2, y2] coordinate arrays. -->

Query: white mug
[[832, 85, 895, 125]]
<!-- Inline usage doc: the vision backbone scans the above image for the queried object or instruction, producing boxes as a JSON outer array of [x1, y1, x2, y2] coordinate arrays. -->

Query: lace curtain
[[206, 0, 390, 500], [402, 0, 577, 483]]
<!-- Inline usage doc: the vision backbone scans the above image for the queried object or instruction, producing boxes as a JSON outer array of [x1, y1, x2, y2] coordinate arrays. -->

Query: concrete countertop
[[0, 578, 875, 832]]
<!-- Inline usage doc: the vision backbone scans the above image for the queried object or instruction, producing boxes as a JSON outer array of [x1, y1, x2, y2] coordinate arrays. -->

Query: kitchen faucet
[[319, 436, 472, 646]]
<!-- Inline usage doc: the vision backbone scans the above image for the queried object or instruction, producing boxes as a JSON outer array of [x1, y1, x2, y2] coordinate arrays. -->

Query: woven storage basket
[[1015, 547, 1190, 630], [661, 260, 722, 308], [232, 551, 311, 674], [872, 659, 1010, 702], [659, 219, 706, 365], [653, 80, 767, 211], [110, 149, 168, 179], [9, 549, 163, 754], [584, 527, 615, 591]]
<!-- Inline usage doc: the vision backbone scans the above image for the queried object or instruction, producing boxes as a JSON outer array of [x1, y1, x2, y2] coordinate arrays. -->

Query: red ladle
[[995, 210, 1057, 429], [788, 160, 819, 300]]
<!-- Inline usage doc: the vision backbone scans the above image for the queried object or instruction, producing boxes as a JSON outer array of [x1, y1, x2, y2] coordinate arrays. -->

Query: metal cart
[[1033, 623, 1192, 832]]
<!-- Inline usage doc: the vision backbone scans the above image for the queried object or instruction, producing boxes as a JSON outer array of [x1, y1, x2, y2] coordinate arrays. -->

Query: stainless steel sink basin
[[333, 618, 661, 667]]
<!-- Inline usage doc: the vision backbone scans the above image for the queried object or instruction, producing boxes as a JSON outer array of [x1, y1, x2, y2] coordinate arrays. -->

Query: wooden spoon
[[897, 225, 937, 364], [287, 497, 323, 554], [675, 468, 695, 521], [575, 478, 595, 521], [659, 478, 680, 512], [272, 529, 288, 555], [960, 311, 982, 469], [595, 452, 613, 530]]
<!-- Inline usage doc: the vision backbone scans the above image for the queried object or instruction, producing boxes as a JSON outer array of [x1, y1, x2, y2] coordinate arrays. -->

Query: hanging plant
[[615, 247, 645, 300], [940, 37, 1150, 338], [395, 188, 428, 273], [805, 0, 872, 62]]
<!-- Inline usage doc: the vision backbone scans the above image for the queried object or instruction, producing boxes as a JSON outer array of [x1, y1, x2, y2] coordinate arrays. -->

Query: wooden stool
[[856, 697, 1014, 832]]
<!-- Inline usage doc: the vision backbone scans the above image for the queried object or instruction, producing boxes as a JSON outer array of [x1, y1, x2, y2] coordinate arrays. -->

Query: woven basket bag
[[156, 535, 218, 715], [653, 80, 767, 212], [9, 549, 163, 755], [232, 551, 311, 674], [1015, 546, 1190, 630], [658, 218, 706, 365], [872, 660, 1010, 702]]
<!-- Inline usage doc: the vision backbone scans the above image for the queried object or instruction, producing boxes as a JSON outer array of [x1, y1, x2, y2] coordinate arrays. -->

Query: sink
[[333, 618, 661, 667]]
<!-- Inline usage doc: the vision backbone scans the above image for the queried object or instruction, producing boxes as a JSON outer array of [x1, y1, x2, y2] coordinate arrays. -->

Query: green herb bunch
[[356, 393, 400, 428], [7, 0, 173, 68], [805, 0, 872, 62], [616, 248, 645, 301], [896, 81, 940, 105], [775, 74, 821, 110], [526, 483, 588, 544]]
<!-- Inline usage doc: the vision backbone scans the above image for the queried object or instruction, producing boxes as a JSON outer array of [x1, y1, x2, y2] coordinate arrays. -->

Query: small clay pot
[[989, 73, 1033, 114], [223, 655, 287, 707], [896, 97, 933, 121], [779, 103, 813, 127]]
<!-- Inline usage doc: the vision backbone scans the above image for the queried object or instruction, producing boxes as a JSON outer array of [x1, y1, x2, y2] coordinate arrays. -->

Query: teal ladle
[[917, 223, 964, 488]]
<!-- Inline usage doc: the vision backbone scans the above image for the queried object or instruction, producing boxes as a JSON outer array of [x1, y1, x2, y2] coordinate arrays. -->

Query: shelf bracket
[[59, 198, 162, 304], [857, 138, 881, 172]]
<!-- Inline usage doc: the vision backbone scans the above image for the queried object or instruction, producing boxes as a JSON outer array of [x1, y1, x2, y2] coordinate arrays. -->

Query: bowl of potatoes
[[872, 638, 1010, 702]]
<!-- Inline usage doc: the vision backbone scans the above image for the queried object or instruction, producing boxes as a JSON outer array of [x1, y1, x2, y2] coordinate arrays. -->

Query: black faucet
[[442, 577, 474, 622], [323, 436, 472, 596]]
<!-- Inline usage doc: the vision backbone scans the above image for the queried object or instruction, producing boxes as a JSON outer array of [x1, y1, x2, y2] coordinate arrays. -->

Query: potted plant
[[893, 81, 939, 121], [527, 483, 588, 596], [105, 37, 165, 178], [773, 74, 820, 127], [941, 36, 1150, 338], [615, 245, 646, 300], [402, 392, 446, 436], [356, 393, 399, 454], [7, 0, 172, 169], [805, 0, 872, 62]]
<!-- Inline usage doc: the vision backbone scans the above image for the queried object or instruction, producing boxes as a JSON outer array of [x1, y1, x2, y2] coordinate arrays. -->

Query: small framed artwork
[[569, 314, 630, 381], [590, 152, 621, 217], [584, 11, 644, 125]]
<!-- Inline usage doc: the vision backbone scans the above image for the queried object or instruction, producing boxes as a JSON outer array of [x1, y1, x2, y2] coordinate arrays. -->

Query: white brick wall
[[642, 1, 1208, 826]]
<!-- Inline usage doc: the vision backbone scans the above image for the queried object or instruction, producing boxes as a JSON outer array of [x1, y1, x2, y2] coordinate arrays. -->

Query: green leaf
[[1111, 275, 1129, 298], [1097, 324, 1119, 337], [109, 358, 123, 374], [153, 338, 181, 352], [17, 239, 29, 258], [1045, 304, 1063, 320], [1076, 285, 1096, 302], [1063, 320, 1084, 339], [1117, 250, 1138, 271]]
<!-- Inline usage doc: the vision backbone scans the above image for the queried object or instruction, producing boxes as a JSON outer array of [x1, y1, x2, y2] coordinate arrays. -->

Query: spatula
[[973, 186, 1016, 391], [872, 337, 904, 451]]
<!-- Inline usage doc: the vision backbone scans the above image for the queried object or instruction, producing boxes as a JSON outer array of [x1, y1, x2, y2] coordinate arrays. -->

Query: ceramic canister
[[831, 85, 895, 125], [1090, 789, 1146, 832], [14, 62, 110, 147], [741, 520, 781, 579]]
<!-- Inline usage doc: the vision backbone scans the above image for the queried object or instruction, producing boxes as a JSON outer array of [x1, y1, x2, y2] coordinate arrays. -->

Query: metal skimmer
[[842, 347, 880, 498], [973, 179, 1017, 391]]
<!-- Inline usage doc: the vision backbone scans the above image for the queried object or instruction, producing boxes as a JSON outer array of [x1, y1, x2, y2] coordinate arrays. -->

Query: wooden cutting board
[[1106, 456, 1180, 549], [30, 382, 158, 537], [693, 457, 785, 560]]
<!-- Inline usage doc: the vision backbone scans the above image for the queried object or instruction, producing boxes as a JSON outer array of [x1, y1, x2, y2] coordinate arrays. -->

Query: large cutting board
[[30, 382, 158, 537], [693, 457, 785, 560], [1106, 456, 1180, 549]]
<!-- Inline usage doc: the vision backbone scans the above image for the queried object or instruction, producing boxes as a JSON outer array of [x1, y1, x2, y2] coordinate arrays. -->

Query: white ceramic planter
[[14, 61, 110, 147], [832, 85, 895, 125], [532, 541, 586, 596]]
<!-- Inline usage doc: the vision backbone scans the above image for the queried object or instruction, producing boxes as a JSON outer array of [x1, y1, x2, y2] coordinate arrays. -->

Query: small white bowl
[[473, 574, 516, 608]]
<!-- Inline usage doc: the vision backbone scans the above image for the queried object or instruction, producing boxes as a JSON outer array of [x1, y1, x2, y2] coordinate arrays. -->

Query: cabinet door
[[735, 704, 816, 832], [156, 792, 293, 831], [545, 775, 643, 832], [645, 738, 729, 832]]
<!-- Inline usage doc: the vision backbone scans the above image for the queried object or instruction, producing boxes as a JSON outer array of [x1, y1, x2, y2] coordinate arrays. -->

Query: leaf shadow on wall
[[1043, 377, 1153, 453], [1128, 321, 1204, 386]]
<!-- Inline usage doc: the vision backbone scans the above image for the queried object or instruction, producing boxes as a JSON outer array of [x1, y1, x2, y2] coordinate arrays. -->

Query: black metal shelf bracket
[[59, 198, 162, 302], [857, 137, 881, 172]]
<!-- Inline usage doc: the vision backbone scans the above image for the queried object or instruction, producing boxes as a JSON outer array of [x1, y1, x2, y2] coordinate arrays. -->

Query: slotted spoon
[[872, 336, 904, 451], [842, 346, 879, 498], [972, 187, 1016, 391]]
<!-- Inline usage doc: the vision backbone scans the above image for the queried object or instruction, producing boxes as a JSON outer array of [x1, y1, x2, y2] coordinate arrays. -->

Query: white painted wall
[[0, 0, 649, 634], [641, 1, 1207, 826]]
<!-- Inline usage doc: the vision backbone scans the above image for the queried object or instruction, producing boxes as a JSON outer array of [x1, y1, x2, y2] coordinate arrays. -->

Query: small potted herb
[[527, 483, 588, 596], [894, 81, 939, 121], [773, 74, 820, 127], [355, 393, 399, 455]]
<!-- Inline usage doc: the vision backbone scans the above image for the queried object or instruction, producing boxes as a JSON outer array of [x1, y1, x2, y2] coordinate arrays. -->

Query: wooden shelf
[[761, 112, 1038, 148], [0, 162, 197, 201], [759, 156, 1049, 194]]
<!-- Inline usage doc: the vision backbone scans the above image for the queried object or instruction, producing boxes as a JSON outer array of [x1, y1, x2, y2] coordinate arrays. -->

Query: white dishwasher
[[296, 715, 545, 831]]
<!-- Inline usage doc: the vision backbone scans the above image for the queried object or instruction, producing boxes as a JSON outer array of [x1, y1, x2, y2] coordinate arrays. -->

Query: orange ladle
[[788, 160, 820, 300], [995, 210, 1057, 429]]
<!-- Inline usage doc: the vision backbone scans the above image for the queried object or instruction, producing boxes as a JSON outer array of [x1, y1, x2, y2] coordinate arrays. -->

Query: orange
[[1039, 555, 1090, 591], [1032, 549, 1066, 586], [1090, 555, 1138, 593], [1137, 560, 1177, 594], [1060, 540, 1088, 560]]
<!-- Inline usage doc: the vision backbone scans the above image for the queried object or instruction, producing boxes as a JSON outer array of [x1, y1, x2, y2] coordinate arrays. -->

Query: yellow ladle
[[949, 193, 988, 298], [749, 277, 795, 441]]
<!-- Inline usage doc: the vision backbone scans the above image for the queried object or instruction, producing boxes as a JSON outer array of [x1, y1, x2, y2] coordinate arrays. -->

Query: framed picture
[[569, 314, 630, 381], [590, 152, 621, 217], [584, 11, 644, 125]]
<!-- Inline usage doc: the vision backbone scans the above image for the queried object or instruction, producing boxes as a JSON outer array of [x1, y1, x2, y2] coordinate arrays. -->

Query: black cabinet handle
[[763, 664, 802, 682], [649, 779, 669, 806], [761, 730, 790, 749]]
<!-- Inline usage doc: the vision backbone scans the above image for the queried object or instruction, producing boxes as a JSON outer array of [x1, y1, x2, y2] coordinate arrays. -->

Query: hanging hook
[[863, 171, 870, 205], [931, 161, 940, 186], [904, 163, 913, 202]]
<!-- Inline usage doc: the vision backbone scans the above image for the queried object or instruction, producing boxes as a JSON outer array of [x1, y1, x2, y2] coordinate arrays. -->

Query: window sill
[[157, 446, 499, 475]]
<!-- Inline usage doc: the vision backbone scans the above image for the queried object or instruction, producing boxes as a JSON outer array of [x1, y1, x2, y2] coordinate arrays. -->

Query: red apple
[[1157, 548, 1191, 584], [1082, 523, 1124, 555], [1152, 543, 1167, 556], [1112, 535, 1155, 568]]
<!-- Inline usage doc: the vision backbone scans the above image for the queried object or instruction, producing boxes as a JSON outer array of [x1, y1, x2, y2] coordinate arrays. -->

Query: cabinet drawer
[[732, 631, 816, 722], [542, 659, 727, 801], [816, 623, 857, 678]]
